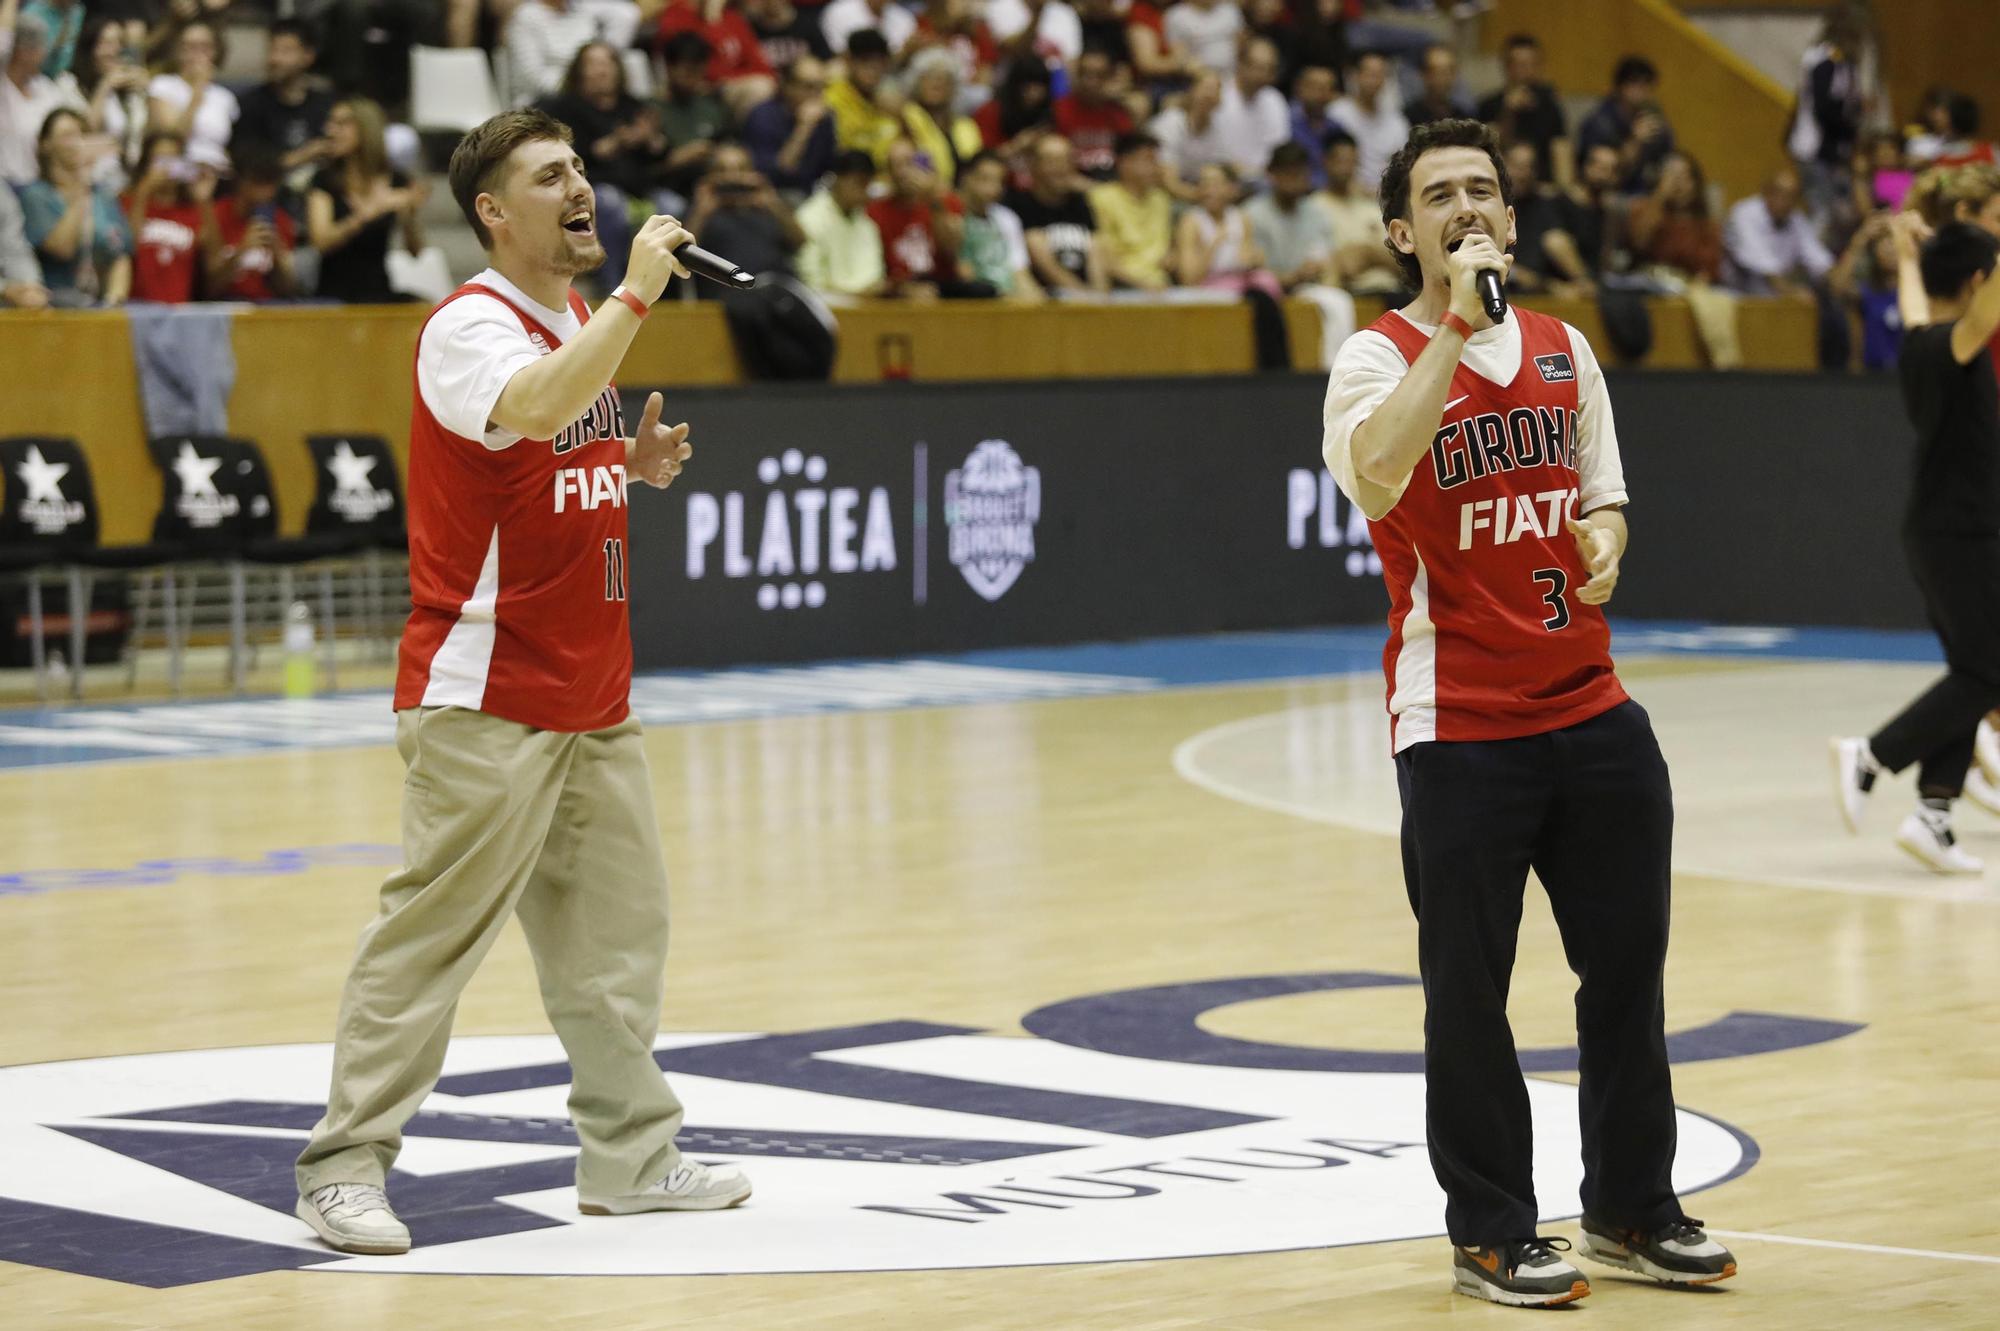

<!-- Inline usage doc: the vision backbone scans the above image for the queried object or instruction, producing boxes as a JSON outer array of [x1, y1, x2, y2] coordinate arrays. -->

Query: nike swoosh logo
[[1442, 395, 1470, 415], [1469, 1247, 1501, 1274]]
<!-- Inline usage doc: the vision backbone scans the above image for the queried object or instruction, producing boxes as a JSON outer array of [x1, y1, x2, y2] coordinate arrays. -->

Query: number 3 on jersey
[[603, 537, 627, 602], [1531, 568, 1569, 631]]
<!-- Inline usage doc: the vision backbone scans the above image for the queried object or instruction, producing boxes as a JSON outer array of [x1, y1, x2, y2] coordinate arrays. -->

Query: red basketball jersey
[[394, 283, 633, 731], [1365, 307, 1627, 749]]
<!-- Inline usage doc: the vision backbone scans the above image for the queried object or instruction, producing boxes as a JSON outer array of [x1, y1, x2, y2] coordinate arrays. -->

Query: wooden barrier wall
[[2, 294, 1815, 543], [1486, 0, 1792, 205]]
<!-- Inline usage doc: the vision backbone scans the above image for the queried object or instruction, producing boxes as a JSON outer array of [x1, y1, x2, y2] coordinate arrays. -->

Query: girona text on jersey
[[1428, 404, 1581, 550]]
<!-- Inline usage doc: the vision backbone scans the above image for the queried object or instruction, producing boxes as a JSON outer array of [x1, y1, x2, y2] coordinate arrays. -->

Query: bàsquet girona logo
[[0, 973, 1860, 1283], [943, 440, 1041, 602]]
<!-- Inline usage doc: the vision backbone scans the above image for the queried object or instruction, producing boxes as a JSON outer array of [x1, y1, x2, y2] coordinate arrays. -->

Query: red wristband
[[1438, 311, 1474, 340], [611, 286, 649, 319]]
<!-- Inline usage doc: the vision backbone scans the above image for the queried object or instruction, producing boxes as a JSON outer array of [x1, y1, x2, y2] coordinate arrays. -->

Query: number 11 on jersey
[[603, 538, 627, 602]]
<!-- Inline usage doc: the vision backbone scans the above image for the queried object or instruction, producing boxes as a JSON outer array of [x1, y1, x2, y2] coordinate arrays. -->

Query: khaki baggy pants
[[296, 706, 684, 1200]]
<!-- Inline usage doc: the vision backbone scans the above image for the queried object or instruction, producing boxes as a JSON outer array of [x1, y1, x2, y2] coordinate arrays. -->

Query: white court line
[[1708, 1230, 2000, 1267], [1169, 708, 2000, 906]]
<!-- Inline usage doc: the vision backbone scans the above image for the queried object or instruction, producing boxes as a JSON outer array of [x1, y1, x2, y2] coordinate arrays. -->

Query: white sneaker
[[1978, 719, 2000, 783], [1830, 737, 1878, 834], [578, 1160, 752, 1215], [1965, 766, 2000, 818], [1895, 811, 1985, 875], [296, 1182, 411, 1254]]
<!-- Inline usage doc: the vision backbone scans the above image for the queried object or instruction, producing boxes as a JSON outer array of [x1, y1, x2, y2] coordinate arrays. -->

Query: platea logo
[[943, 440, 1040, 602], [0, 974, 1859, 1285], [684, 448, 896, 612]]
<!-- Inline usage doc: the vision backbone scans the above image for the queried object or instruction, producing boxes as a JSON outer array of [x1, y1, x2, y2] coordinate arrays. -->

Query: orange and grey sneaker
[[1579, 1215, 1738, 1285], [1451, 1236, 1591, 1307]]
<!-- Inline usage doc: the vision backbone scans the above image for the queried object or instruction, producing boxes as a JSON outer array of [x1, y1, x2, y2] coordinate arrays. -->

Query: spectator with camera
[[20, 103, 126, 305], [209, 144, 298, 301], [743, 54, 835, 196], [124, 128, 217, 303], [306, 98, 424, 304], [71, 16, 143, 186], [1478, 32, 1568, 190], [2, 0, 81, 187], [683, 139, 801, 297], [231, 19, 335, 188], [795, 146, 887, 298], [1577, 55, 1673, 193], [147, 20, 235, 171]]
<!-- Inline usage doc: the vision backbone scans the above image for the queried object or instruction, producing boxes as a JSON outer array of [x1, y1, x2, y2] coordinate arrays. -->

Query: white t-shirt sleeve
[[1567, 322, 1627, 512], [994, 204, 1029, 270], [417, 296, 544, 450], [147, 73, 189, 111], [1322, 328, 1414, 521]]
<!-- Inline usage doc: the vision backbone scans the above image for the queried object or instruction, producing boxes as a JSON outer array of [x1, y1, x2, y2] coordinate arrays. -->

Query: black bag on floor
[[721, 276, 839, 381]]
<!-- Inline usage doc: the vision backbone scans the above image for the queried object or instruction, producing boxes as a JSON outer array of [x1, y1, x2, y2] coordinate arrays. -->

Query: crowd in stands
[[0, 0, 1996, 373]]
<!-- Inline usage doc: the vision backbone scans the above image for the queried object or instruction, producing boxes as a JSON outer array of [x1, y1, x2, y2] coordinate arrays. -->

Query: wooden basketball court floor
[[2, 631, 1997, 1328]]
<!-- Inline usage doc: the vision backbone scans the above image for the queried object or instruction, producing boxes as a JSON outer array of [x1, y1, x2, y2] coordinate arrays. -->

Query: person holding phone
[[210, 144, 296, 300], [307, 96, 425, 303], [123, 127, 218, 302], [70, 16, 145, 186]]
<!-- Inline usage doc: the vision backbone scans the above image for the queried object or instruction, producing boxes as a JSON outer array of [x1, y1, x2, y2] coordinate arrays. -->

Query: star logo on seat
[[16, 444, 69, 504], [326, 440, 379, 498], [172, 442, 223, 498]]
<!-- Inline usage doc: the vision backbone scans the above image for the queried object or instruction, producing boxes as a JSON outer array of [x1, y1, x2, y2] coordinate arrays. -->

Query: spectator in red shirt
[[1052, 46, 1132, 180], [654, 0, 775, 118], [209, 144, 297, 301], [867, 137, 994, 298], [123, 129, 218, 303]]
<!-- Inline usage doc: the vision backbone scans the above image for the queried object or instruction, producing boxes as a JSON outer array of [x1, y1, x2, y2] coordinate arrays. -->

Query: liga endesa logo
[[0, 973, 1860, 1285]]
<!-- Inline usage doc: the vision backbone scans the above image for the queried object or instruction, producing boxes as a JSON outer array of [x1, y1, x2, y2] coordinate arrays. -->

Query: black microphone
[[678, 243, 758, 291], [1476, 268, 1507, 323]]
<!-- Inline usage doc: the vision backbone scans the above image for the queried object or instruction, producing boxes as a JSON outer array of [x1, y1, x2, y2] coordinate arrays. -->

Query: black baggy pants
[[1870, 533, 2000, 796], [1394, 699, 1684, 1246]]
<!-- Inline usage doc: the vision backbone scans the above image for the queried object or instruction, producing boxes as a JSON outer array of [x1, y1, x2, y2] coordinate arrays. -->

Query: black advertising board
[[620, 377, 1390, 667], [618, 371, 1925, 669]]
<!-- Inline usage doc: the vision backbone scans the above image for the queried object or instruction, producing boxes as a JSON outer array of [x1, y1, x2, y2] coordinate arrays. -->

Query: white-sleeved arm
[[416, 297, 544, 450], [1321, 328, 1415, 521], [1567, 322, 1627, 513]]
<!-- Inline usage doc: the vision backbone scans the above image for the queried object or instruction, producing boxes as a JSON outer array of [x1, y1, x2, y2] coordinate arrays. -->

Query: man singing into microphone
[[293, 109, 751, 1255], [1320, 119, 1736, 1307]]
